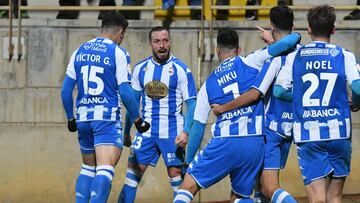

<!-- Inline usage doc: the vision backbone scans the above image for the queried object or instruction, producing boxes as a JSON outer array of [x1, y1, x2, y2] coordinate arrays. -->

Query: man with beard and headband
[[118, 26, 197, 203], [61, 11, 150, 203]]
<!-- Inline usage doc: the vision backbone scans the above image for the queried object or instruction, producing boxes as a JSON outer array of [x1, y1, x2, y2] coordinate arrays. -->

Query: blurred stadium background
[[0, 0, 359, 202]]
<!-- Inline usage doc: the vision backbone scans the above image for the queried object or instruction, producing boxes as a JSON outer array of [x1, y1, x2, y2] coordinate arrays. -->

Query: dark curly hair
[[270, 5, 294, 32], [307, 5, 336, 37]]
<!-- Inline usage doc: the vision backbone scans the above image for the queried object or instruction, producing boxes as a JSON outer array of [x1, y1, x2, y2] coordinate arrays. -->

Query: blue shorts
[[297, 139, 351, 185], [187, 136, 264, 197], [129, 133, 183, 167], [77, 121, 123, 154], [264, 128, 292, 170]]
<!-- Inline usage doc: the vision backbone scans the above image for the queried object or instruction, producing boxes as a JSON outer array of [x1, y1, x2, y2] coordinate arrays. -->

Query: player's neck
[[273, 31, 291, 42], [219, 53, 237, 62], [311, 35, 330, 43], [99, 33, 115, 42]]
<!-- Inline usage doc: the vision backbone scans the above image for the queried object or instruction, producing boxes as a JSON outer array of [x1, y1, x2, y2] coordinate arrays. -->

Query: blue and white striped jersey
[[131, 55, 197, 139], [66, 37, 131, 122], [253, 55, 293, 137], [194, 48, 273, 138], [276, 41, 360, 143]]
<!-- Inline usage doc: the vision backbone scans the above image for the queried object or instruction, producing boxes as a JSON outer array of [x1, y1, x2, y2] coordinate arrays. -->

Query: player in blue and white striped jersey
[[118, 26, 197, 203], [211, 6, 298, 203], [61, 12, 149, 203], [274, 5, 360, 203], [173, 28, 300, 203]]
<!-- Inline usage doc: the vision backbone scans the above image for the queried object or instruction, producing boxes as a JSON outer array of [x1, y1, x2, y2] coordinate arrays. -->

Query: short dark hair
[[101, 11, 129, 30], [270, 5, 294, 31], [307, 5, 336, 37], [217, 28, 239, 50], [149, 26, 170, 41]]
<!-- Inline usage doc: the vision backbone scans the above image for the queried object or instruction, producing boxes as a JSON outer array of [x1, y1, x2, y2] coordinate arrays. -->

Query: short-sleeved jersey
[[66, 37, 131, 122], [253, 56, 292, 137], [131, 55, 197, 139], [276, 41, 360, 143], [194, 48, 273, 138]]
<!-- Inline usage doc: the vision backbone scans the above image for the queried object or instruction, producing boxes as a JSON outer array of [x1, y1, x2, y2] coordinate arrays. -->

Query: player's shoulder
[[133, 56, 151, 70], [172, 56, 192, 75], [172, 56, 189, 68]]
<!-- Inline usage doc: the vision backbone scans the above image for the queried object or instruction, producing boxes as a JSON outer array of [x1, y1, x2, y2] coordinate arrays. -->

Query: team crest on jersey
[[330, 48, 340, 57], [145, 80, 169, 99], [143, 67, 148, 72]]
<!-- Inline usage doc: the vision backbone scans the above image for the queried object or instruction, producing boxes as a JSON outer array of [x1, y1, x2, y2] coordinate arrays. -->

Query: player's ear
[[116, 28, 126, 45], [331, 26, 336, 34], [216, 47, 221, 59], [307, 27, 312, 35], [236, 47, 241, 55]]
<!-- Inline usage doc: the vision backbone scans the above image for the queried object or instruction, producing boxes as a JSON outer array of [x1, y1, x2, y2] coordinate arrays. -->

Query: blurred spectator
[[216, 0, 292, 20], [344, 0, 360, 20], [0, 0, 29, 18], [245, 0, 259, 20], [121, 0, 144, 20], [122, 0, 201, 20], [57, 0, 116, 19]]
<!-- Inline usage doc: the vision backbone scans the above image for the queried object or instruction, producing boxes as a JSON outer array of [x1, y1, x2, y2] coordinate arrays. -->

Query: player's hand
[[211, 104, 224, 117], [123, 134, 132, 147], [175, 131, 188, 147], [257, 26, 274, 45], [134, 117, 150, 133], [349, 100, 360, 112], [67, 118, 77, 132]]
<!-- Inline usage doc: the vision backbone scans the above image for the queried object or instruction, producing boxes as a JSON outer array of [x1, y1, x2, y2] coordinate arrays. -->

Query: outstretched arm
[[268, 32, 301, 57], [212, 88, 261, 116]]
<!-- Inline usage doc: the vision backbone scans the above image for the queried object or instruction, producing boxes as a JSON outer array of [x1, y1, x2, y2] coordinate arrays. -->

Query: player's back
[[262, 56, 293, 137], [67, 37, 130, 122], [291, 42, 354, 143], [206, 56, 265, 138]]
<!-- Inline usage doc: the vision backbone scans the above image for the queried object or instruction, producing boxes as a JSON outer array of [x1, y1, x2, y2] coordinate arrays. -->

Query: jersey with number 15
[[66, 37, 131, 122]]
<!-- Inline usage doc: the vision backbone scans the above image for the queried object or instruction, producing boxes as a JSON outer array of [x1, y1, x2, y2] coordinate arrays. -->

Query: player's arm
[[175, 64, 197, 147], [212, 89, 260, 116], [244, 32, 300, 69], [175, 98, 196, 147], [61, 49, 78, 132], [61, 76, 77, 132], [273, 85, 293, 102], [212, 58, 280, 116], [116, 48, 149, 135], [273, 50, 297, 101], [343, 51, 360, 108], [185, 83, 211, 164]]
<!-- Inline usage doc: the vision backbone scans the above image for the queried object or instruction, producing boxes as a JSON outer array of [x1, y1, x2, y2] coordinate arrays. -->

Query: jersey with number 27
[[276, 42, 360, 143], [66, 37, 131, 122]]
